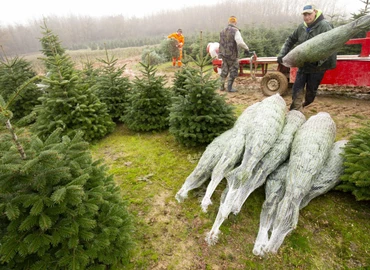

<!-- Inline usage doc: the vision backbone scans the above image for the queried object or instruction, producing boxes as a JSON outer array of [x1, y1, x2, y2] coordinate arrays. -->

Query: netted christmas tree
[[167, 38, 180, 59], [0, 88, 134, 269], [0, 54, 42, 121], [122, 60, 172, 131], [169, 54, 236, 147], [336, 121, 370, 201], [31, 22, 115, 142]]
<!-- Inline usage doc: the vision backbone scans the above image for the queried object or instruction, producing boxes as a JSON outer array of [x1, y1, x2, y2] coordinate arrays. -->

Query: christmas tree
[[122, 60, 172, 131], [169, 54, 236, 146], [171, 67, 197, 97], [336, 121, 370, 201], [0, 90, 134, 268], [91, 48, 131, 122], [0, 55, 42, 121], [31, 22, 115, 142]]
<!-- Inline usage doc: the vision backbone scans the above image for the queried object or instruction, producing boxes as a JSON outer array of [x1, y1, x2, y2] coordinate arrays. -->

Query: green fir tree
[[0, 89, 133, 268], [336, 121, 370, 201], [169, 54, 236, 147], [0, 55, 42, 121], [79, 57, 100, 89], [91, 48, 131, 121], [172, 67, 197, 97], [122, 60, 172, 131], [32, 23, 115, 142]]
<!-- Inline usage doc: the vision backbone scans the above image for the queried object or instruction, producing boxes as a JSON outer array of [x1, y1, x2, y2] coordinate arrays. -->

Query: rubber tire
[[260, 71, 288, 96]]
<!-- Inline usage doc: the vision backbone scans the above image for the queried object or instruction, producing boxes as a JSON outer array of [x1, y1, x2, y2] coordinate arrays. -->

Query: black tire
[[260, 71, 288, 96]]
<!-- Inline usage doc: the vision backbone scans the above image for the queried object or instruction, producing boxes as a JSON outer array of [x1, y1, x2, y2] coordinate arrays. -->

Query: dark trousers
[[290, 70, 325, 111], [220, 58, 239, 80]]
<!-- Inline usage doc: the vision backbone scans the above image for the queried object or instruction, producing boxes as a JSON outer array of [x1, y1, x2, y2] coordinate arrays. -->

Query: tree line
[[0, 0, 359, 57]]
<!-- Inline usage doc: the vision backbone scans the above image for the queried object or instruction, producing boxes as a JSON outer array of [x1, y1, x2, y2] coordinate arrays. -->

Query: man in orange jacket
[[167, 29, 184, 67]]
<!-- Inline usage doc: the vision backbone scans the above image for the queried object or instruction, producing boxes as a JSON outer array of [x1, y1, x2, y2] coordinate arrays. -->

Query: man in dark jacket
[[219, 16, 250, 92], [277, 4, 337, 111]]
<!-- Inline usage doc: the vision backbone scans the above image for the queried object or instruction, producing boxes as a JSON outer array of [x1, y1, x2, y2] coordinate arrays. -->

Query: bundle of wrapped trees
[[176, 94, 347, 255]]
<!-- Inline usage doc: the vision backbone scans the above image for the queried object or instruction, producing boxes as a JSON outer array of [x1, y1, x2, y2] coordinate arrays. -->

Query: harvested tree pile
[[176, 94, 348, 255]]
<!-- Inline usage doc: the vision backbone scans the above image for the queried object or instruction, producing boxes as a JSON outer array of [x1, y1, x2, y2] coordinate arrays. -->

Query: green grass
[[14, 46, 370, 269], [89, 124, 370, 270]]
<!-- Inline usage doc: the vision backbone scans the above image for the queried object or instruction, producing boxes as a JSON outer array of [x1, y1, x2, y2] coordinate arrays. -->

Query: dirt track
[[120, 56, 370, 140]]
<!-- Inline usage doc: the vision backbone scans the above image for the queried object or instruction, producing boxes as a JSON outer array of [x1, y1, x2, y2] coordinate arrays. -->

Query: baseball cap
[[302, 4, 316, 14]]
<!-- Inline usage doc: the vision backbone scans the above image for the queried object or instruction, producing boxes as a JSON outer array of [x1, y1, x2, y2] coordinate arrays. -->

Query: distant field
[[23, 46, 149, 74]]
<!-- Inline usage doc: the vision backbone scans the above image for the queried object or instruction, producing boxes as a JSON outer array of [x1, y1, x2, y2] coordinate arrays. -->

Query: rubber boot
[[220, 77, 226, 91], [227, 78, 237, 92], [289, 88, 305, 111]]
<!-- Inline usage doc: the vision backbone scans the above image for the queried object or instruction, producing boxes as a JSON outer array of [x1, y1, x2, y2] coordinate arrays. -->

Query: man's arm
[[234, 30, 249, 51]]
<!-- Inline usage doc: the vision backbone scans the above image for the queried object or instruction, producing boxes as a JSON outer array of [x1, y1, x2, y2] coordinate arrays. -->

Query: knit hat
[[228, 16, 237, 24]]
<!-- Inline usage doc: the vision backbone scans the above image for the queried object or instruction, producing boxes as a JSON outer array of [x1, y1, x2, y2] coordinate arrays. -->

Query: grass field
[[12, 46, 370, 269], [89, 123, 370, 269]]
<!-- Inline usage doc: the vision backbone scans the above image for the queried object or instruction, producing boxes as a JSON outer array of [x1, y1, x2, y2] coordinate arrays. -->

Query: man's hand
[[277, 56, 283, 65], [244, 49, 250, 57]]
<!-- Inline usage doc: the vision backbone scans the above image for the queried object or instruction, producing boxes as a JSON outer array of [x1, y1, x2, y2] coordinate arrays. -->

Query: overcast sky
[[0, 0, 366, 26]]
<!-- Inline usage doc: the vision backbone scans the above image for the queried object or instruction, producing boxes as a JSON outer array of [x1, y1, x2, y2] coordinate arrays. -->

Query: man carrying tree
[[277, 4, 337, 111], [219, 16, 250, 92], [167, 29, 185, 67]]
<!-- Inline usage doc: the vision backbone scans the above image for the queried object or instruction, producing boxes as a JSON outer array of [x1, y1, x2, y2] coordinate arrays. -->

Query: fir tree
[[0, 93, 133, 268], [79, 57, 100, 89], [0, 54, 42, 121], [0, 130, 134, 269], [172, 67, 197, 97], [1, 78, 133, 269], [32, 23, 115, 142], [336, 121, 370, 201], [91, 47, 131, 121], [169, 54, 236, 147], [122, 60, 172, 131]]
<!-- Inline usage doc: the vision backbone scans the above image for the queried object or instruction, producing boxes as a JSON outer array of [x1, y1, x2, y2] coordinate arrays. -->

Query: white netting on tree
[[175, 129, 233, 203], [253, 161, 289, 256], [300, 139, 348, 209], [230, 109, 306, 216], [253, 138, 347, 256], [205, 94, 287, 245], [263, 112, 336, 254], [175, 96, 345, 255], [200, 101, 261, 212]]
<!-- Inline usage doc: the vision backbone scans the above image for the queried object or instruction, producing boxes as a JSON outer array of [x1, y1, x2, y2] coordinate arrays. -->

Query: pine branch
[[4, 75, 41, 110], [5, 119, 26, 159]]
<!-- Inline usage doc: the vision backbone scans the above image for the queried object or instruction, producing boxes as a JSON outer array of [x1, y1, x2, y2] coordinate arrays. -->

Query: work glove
[[244, 49, 250, 57], [277, 56, 283, 64]]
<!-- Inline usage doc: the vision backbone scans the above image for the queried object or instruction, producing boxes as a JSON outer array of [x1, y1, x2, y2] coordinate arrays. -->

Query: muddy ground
[[121, 56, 370, 139]]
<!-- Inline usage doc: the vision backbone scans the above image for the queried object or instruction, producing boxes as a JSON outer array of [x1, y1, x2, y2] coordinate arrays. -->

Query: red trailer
[[212, 31, 370, 96]]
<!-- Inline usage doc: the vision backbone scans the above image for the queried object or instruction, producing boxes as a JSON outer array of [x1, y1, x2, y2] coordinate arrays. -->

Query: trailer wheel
[[261, 71, 288, 96]]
